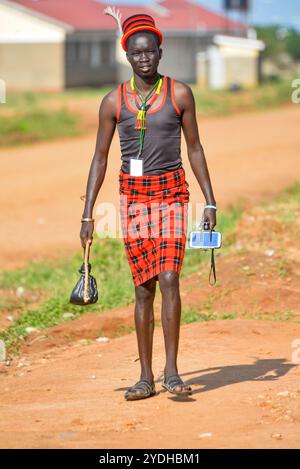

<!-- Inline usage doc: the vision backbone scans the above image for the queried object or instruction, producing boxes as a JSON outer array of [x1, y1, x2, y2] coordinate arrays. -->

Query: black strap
[[208, 248, 217, 286], [200, 224, 218, 286]]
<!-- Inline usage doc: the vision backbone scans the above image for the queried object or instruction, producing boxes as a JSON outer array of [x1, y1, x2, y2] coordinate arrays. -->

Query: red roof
[[9, 0, 246, 31]]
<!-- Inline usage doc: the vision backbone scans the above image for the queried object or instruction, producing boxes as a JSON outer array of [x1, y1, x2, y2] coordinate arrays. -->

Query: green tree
[[255, 25, 285, 59], [285, 29, 300, 60], [255, 25, 300, 61]]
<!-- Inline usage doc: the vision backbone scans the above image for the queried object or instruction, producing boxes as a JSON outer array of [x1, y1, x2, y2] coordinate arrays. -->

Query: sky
[[103, 0, 300, 30]]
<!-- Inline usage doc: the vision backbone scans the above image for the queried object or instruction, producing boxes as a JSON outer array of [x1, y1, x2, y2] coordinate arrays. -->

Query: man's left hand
[[203, 207, 216, 230]]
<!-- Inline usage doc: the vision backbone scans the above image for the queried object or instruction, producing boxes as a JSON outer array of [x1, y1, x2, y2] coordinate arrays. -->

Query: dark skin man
[[80, 31, 217, 397]]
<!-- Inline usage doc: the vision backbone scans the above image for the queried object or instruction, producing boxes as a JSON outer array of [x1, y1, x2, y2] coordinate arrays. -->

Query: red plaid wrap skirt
[[119, 167, 190, 286]]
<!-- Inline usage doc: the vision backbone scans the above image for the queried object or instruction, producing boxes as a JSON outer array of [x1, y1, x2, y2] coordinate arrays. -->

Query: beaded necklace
[[130, 73, 163, 157]]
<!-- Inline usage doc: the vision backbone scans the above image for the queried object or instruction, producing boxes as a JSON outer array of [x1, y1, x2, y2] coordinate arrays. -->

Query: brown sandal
[[124, 379, 156, 401], [162, 374, 192, 396]]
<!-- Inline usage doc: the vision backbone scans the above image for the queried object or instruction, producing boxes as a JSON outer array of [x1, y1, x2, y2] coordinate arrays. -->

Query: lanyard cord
[[134, 88, 157, 156], [133, 74, 161, 103], [130, 74, 163, 158]]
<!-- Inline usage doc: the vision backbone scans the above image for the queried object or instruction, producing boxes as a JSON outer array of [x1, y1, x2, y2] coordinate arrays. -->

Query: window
[[67, 42, 77, 63], [79, 42, 89, 63], [90, 42, 101, 68], [101, 41, 115, 65]]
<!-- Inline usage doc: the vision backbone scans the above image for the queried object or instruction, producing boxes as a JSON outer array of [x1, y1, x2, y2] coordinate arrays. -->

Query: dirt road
[[1, 104, 300, 449], [1, 319, 300, 449], [1, 221, 300, 448], [0, 105, 299, 269]]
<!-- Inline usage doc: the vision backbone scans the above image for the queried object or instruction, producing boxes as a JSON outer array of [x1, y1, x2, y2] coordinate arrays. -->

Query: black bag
[[69, 241, 98, 305]]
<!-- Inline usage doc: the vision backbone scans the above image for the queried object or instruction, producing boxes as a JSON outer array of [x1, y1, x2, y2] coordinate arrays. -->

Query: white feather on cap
[[103, 5, 123, 37]]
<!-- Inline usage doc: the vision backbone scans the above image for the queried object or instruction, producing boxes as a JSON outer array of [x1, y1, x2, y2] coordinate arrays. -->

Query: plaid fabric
[[119, 167, 190, 286]]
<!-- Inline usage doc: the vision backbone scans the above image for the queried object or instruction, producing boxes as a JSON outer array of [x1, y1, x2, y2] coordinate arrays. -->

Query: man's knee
[[135, 278, 156, 303], [158, 271, 179, 292]]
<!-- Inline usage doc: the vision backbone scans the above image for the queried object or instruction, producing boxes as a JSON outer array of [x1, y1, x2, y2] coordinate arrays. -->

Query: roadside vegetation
[[0, 79, 295, 147], [1, 181, 299, 354]]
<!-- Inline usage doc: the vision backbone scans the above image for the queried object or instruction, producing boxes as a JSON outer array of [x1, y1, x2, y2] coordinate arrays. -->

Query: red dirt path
[[1, 320, 300, 449], [0, 105, 300, 449]]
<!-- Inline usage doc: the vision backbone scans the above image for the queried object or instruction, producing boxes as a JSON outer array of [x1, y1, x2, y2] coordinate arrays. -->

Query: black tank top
[[116, 75, 183, 175]]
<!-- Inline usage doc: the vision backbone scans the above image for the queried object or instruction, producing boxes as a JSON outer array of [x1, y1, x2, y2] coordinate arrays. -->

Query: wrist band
[[81, 218, 95, 222], [205, 204, 217, 211]]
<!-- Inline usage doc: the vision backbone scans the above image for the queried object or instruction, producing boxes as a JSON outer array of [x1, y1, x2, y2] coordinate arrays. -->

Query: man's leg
[[158, 270, 191, 392], [130, 276, 157, 396]]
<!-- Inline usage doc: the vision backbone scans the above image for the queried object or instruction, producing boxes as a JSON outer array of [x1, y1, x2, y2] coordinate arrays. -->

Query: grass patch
[[274, 182, 300, 230], [0, 204, 242, 354], [273, 180, 300, 204], [0, 238, 135, 353], [181, 307, 237, 324], [3, 178, 299, 354], [191, 79, 293, 117], [249, 181, 300, 229], [244, 310, 298, 322], [0, 80, 294, 147], [111, 324, 136, 338], [0, 108, 80, 147], [3, 88, 109, 109], [275, 258, 289, 278]]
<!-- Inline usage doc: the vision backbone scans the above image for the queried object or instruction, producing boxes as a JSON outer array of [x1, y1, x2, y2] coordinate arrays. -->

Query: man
[[80, 13, 217, 400]]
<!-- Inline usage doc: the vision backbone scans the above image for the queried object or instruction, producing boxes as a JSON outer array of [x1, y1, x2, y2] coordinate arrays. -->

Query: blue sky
[[103, 0, 300, 30]]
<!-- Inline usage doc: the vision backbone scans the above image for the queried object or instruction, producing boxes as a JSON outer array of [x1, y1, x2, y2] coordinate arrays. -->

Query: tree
[[285, 29, 300, 60]]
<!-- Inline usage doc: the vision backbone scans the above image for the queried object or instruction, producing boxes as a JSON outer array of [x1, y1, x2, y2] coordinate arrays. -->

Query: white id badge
[[130, 158, 143, 176]]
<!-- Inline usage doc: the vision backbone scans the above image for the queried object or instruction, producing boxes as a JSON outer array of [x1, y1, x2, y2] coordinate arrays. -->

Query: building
[[198, 34, 265, 89], [0, 0, 264, 91]]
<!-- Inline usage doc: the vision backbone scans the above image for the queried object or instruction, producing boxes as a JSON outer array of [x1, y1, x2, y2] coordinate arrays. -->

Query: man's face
[[126, 32, 162, 76]]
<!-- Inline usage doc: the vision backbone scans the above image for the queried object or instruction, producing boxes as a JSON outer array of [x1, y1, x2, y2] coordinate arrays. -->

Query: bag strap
[[196, 221, 218, 285], [83, 241, 91, 303], [209, 248, 217, 286]]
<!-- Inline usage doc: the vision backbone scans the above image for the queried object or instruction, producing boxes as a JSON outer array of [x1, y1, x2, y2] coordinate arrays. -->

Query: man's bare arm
[[176, 82, 216, 205], [82, 90, 117, 217], [175, 81, 217, 228], [80, 89, 117, 247]]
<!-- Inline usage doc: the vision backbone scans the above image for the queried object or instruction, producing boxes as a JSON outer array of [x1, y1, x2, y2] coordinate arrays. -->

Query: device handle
[[199, 219, 216, 285], [209, 249, 216, 285]]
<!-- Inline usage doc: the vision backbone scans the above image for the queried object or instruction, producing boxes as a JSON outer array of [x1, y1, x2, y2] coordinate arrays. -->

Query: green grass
[[1, 181, 298, 353], [5, 80, 292, 114], [273, 180, 300, 204], [0, 80, 294, 147], [248, 180, 300, 228], [4, 87, 110, 109], [244, 310, 298, 322], [0, 238, 135, 305], [181, 307, 237, 324], [0, 205, 242, 354], [0, 238, 135, 352], [273, 182, 300, 226], [0, 108, 80, 147], [191, 79, 294, 117], [181, 307, 299, 325]]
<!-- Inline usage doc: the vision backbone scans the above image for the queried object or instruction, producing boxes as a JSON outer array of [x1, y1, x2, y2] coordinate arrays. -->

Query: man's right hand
[[80, 221, 94, 248]]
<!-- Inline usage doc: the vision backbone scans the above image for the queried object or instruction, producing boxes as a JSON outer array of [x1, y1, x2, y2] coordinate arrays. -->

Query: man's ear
[[159, 48, 163, 60]]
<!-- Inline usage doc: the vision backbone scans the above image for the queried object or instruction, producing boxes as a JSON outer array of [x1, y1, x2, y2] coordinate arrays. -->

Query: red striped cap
[[121, 14, 163, 51]]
